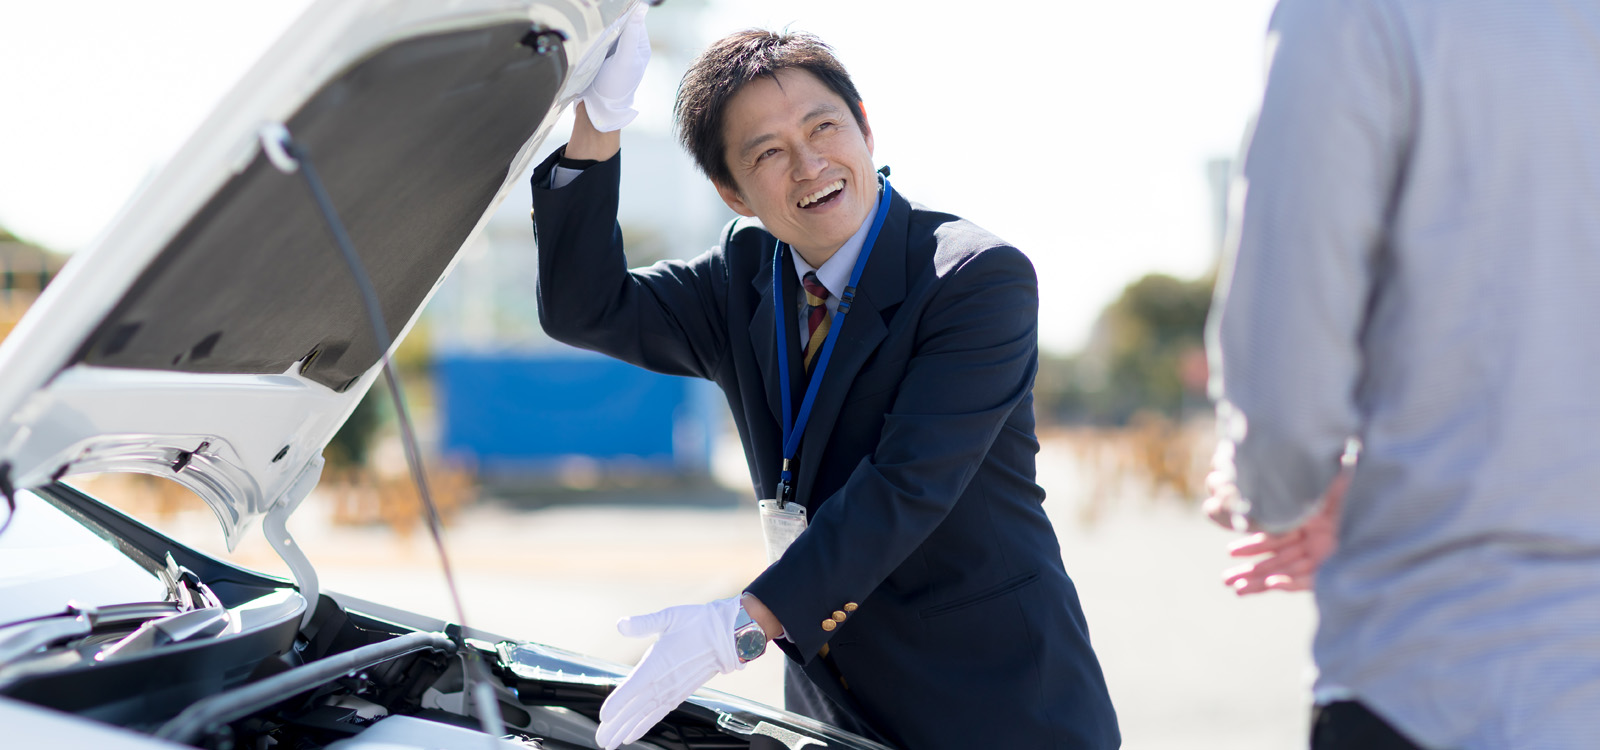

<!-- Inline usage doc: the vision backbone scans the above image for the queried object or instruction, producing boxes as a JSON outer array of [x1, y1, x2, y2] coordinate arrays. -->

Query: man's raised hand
[[583, 5, 651, 132]]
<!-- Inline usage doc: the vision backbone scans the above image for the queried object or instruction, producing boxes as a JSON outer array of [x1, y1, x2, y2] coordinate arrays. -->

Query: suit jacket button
[[831, 611, 847, 622], [843, 603, 859, 612], [822, 619, 837, 632]]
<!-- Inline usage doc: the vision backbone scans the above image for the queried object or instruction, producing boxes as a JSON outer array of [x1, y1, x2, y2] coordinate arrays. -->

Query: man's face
[[714, 67, 876, 267]]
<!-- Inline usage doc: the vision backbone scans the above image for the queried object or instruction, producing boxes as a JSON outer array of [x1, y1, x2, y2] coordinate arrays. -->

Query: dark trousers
[[782, 661, 886, 744], [1312, 702, 1426, 750]]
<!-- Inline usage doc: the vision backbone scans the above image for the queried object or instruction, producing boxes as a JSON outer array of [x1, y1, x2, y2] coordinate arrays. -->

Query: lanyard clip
[[776, 460, 795, 508]]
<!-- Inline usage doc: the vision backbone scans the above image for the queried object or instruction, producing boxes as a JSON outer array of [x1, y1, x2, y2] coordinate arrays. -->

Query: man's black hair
[[674, 29, 866, 189]]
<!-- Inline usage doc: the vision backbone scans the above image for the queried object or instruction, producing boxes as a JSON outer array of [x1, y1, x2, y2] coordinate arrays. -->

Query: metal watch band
[[732, 605, 768, 663]]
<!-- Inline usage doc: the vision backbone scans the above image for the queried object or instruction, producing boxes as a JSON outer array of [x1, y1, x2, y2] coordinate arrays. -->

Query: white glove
[[583, 5, 651, 132], [596, 596, 743, 749]]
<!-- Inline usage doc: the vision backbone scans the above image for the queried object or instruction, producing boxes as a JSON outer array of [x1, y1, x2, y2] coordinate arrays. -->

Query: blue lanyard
[[773, 176, 894, 505]]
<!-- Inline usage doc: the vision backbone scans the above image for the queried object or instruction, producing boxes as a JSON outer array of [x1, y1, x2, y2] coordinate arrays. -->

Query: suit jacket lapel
[[792, 191, 912, 508], [748, 242, 808, 435]]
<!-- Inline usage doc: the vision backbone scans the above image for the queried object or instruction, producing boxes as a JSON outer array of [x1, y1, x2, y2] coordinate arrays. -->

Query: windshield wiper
[[0, 555, 232, 666], [96, 606, 231, 660], [93, 553, 235, 659], [0, 601, 181, 665], [159, 552, 222, 613], [0, 614, 91, 665]]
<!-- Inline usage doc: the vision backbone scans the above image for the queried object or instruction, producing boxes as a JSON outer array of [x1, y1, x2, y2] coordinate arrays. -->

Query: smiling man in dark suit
[[532, 13, 1118, 750]]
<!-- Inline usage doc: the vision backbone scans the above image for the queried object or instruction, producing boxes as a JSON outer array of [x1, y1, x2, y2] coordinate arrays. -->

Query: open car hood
[[0, 0, 634, 550]]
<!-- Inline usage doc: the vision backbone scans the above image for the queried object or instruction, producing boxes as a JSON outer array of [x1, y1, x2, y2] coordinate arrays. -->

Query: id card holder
[[758, 499, 808, 565]]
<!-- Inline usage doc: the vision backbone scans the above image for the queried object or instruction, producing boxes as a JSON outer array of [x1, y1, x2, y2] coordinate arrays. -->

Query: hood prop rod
[[266, 455, 323, 630], [259, 124, 505, 739]]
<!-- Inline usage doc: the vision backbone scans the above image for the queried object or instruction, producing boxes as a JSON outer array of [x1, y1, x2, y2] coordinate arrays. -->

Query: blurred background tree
[[0, 225, 68, 344], [324, 320, 432, 470], [1038, 271, 1215, 426], [1034, 270, 1219, 510]]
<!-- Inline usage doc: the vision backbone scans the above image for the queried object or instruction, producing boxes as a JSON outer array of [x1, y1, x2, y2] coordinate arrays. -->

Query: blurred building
[[426, 1, 737, 484]]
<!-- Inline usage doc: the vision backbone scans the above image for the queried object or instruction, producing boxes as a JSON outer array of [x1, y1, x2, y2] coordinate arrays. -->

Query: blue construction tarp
[[435, 353, 716, 477]]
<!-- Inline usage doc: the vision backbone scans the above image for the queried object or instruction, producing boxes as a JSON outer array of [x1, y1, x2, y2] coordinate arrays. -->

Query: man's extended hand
[[1218, 471, 1347, 596], [583, 5, 651, 132], [596, 596, 743, 749]]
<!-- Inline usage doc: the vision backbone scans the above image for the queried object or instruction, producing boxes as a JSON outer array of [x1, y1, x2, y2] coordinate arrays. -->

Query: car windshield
[[0, 488, 168, 625]]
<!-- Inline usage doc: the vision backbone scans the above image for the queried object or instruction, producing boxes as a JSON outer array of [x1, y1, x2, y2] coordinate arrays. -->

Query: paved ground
[[155, 434, 1316, 749]]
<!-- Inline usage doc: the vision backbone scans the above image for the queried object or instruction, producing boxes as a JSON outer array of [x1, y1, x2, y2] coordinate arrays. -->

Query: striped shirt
[[1208, 0, 1600, 747]]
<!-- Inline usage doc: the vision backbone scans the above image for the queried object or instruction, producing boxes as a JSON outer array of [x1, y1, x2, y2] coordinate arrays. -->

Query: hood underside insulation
[[74, 21, 565, 391]]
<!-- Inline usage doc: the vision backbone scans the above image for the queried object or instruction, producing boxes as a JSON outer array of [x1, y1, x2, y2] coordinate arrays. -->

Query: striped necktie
[[801, 271, 831, 372]]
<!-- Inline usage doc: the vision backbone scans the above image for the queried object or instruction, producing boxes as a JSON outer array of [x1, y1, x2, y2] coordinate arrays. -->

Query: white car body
[[0, 1, 892, 748]]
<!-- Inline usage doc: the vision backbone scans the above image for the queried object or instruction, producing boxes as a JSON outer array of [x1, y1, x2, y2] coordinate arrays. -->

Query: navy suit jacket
[[531, 150, 1118, 749]]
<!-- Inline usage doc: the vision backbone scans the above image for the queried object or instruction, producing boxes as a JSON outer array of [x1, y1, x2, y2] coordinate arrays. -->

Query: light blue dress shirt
[[790, 193, 879, 350], [1208, 0, 1600, 747]]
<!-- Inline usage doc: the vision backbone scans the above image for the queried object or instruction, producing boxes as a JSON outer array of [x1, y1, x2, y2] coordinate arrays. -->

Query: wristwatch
[[732, 605, 768, 663]]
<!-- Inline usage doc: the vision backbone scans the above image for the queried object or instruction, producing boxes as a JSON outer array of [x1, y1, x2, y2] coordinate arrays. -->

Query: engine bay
[[0, 482, 871, 750]]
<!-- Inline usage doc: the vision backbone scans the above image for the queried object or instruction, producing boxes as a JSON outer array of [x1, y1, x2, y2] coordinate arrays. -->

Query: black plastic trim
[[155, 630, 455, 744], [34, 482, 290, 606]]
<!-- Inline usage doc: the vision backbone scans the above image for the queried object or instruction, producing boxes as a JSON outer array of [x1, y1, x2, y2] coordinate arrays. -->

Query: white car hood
[[0, 0, 635, 550]]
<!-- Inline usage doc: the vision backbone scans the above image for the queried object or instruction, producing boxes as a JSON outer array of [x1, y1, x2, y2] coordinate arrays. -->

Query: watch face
[[735, 627, 767, 662]]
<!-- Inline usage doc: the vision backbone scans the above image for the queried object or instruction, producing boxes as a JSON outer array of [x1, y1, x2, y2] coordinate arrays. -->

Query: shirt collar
[[789, 192, 880, 299]]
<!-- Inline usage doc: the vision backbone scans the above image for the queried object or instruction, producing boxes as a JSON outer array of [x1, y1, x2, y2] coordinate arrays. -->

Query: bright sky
[[0, 0, 1278, 353]]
